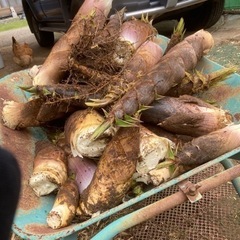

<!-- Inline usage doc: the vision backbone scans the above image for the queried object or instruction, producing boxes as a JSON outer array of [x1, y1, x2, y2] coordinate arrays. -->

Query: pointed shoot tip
[[90, 121, 111, 141]]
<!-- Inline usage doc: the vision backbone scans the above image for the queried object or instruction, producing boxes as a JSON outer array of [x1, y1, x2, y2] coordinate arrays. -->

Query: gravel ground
[[207, 14, 240, 74]]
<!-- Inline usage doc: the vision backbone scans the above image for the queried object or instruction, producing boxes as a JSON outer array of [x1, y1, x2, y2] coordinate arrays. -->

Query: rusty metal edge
[[91, 163, 240, 240]]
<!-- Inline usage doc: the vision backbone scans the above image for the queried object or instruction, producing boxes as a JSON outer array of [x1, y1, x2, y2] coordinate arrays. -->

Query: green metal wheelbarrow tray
[[1, 35, 240, 239]]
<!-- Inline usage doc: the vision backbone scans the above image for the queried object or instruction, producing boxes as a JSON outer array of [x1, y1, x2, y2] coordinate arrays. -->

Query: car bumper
[[124, 0, 208, 19]]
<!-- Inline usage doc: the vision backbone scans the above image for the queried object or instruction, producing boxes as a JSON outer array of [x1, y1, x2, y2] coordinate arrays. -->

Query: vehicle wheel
[[23, 1, 54, 47], [183, 0, 225, 31], [30, 15, 55, 47]]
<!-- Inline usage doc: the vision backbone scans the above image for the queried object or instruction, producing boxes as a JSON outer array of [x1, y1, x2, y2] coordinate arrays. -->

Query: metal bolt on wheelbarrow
[[1, 35, 240, 240]]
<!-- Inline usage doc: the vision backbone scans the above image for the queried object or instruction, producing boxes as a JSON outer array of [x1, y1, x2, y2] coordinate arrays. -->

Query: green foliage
[[0, 19, 28, 32], [90, 120, 112, 140]]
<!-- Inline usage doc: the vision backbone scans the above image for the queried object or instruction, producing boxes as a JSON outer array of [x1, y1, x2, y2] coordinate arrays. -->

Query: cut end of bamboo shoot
[[32, 74, 57, 86], [29, 172, 59, 197], [2, 101, 24, 129], [198, 30, 214, 54], [148, 167, 172, 186], [71, 125, 112, 158], [29, 141, 68, 196], [47, 208, 63, 229], [137, 126, 175, 175], [29, 65, 41, 78], [47, 204, 75, 229], [184, 29, 214, 56], [65, 110, 114, 157], [47, 179, 79, 229]]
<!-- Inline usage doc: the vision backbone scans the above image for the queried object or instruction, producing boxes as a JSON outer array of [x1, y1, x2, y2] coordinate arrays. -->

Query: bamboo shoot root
[[86, 39, 164, 107], [33, 0, 113, 86]]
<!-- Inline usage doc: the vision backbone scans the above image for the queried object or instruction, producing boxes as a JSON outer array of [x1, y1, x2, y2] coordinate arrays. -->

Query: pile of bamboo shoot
[[2, 0, 240, 230]]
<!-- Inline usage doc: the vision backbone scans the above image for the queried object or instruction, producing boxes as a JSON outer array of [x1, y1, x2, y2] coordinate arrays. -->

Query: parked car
[[22, 0, 225, 47]]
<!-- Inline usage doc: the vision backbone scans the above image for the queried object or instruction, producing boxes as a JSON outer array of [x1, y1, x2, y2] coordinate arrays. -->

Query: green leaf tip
[[90, 120, 111, 140], [115, 114, 141, 127], [18, 85, 37, 93], [85, 97, 113, 108], [174, 17, 186, 40], [155, 160, 175, 170]]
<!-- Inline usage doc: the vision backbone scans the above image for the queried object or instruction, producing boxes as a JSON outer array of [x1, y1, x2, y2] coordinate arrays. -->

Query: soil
[[1, 13, 240, 240], [207, 14, 240, 73]]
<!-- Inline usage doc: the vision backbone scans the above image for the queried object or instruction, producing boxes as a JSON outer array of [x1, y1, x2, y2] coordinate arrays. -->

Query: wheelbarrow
[[0, 35, 240, 240]]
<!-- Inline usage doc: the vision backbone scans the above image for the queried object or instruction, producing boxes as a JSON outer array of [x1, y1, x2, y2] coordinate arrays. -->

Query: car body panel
[[22, 0, 224, 47], [23, 0, 208, 28]]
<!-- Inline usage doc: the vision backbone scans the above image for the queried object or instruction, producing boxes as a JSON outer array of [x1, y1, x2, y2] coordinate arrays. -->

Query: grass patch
[[0, 19, 28, 32]]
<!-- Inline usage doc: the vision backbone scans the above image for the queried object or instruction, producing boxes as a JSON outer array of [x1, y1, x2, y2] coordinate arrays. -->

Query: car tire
[[183, 0, 225, 31], [23, 2, 55, 47], [30, 15, 55, 47]]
